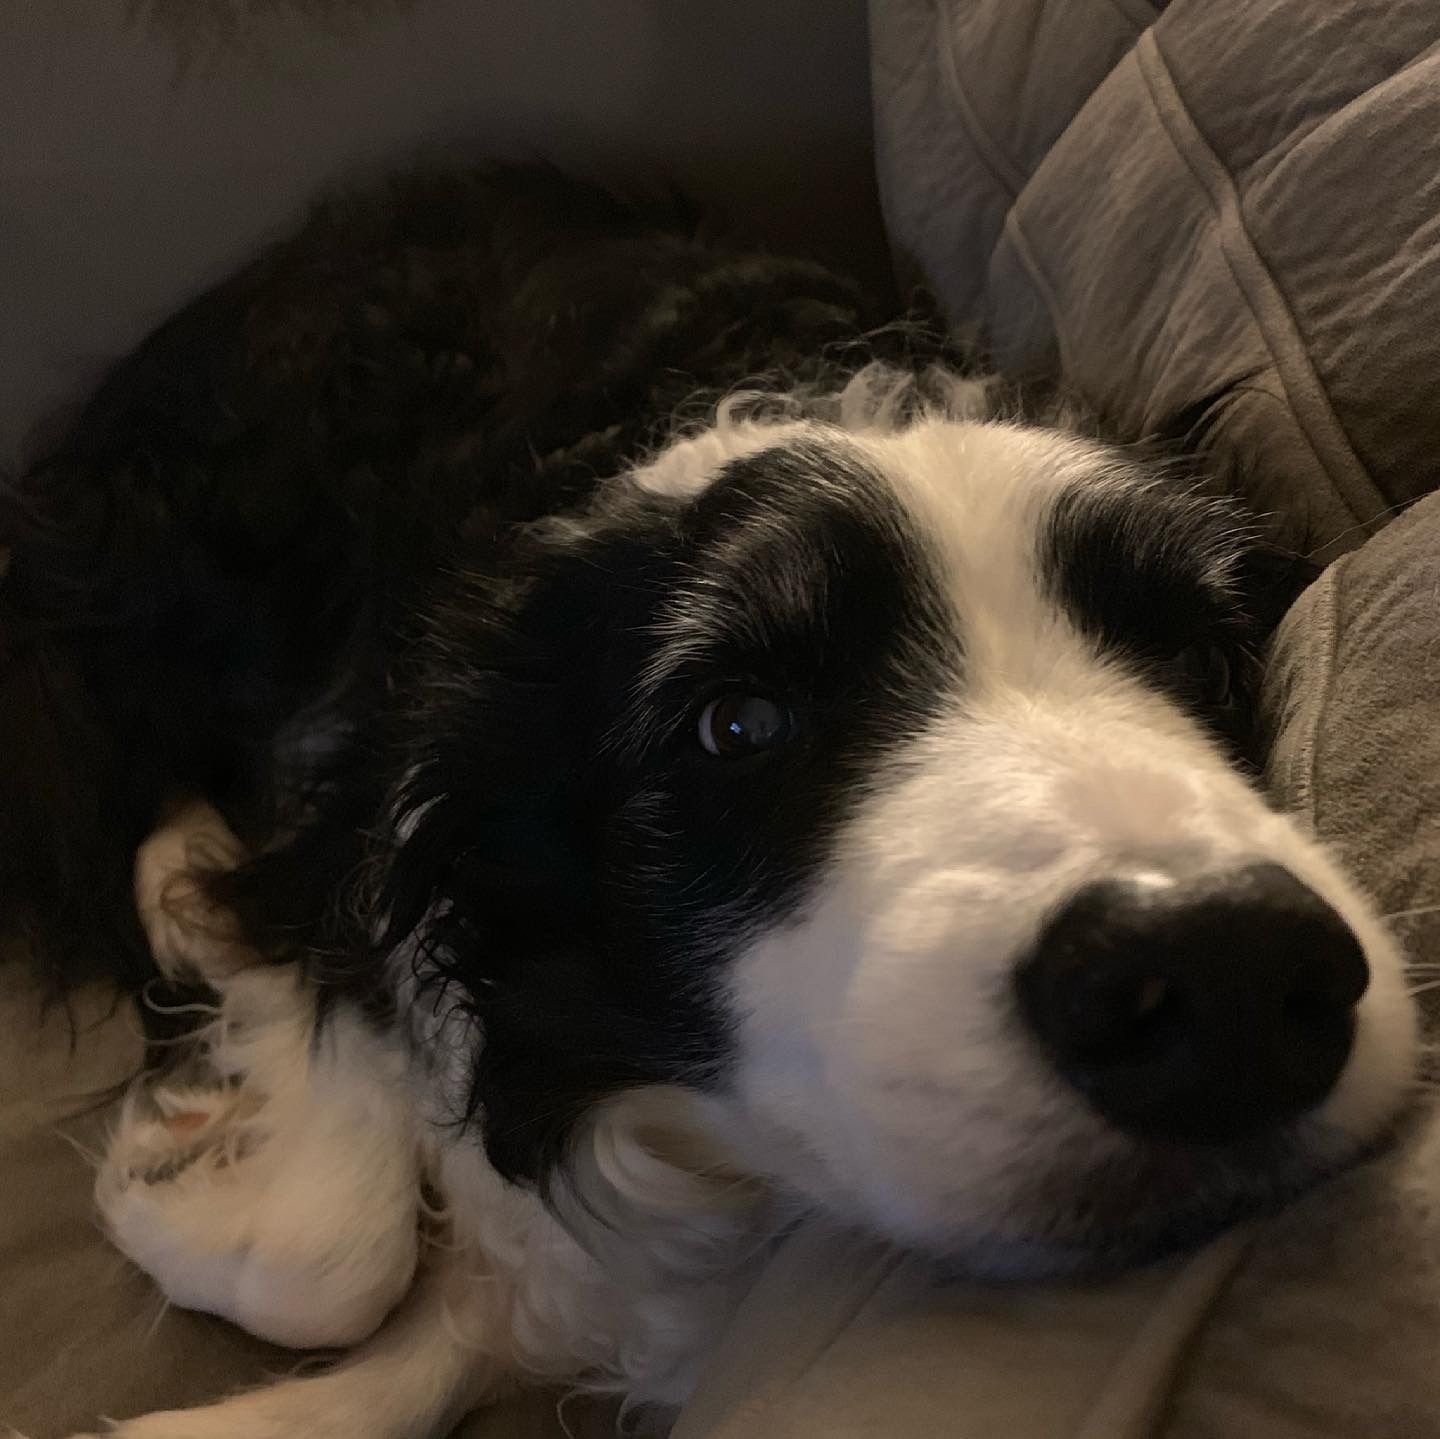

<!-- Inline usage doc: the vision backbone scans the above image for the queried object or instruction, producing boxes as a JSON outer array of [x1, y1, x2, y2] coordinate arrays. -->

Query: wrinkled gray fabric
[[870, 0, 1149, 325], [1264, 491, 1440, 982], [873, 0, 1440, 555], [674, 1224, 1256, 1439]]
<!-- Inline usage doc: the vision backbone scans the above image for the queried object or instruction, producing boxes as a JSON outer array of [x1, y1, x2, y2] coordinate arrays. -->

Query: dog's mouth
[[939, 1110, 1410, 1281]]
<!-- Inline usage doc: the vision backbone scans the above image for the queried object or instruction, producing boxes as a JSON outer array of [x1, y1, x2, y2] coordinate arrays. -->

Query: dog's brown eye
[[1167, 645, 1233, 707], [697, 694, 792, 757]]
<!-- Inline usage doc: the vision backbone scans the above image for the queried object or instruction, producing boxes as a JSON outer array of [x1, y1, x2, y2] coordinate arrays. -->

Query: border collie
[[0, 167, 1417, 1438]]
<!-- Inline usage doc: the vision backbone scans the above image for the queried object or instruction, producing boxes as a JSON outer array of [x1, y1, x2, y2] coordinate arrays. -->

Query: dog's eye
[[697, 693, 793, 757], [1166, 644, 1233, 708]]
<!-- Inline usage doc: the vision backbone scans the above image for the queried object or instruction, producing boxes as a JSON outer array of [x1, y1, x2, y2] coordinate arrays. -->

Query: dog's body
[[0, 168, 1418, 1437]]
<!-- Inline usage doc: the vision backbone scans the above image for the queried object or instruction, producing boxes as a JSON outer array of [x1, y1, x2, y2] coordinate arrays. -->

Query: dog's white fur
[[719, 420, 1415, 1264], [79, 389, 1418, 1437]]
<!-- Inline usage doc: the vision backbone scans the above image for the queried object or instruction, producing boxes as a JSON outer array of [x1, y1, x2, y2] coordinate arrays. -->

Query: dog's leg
[[98, 802, 422, 1350], [69, 1248, 520, 1439]]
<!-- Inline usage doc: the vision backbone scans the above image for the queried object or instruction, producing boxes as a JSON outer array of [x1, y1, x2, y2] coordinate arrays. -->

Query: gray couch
[[5, 1, 1440, 1436]]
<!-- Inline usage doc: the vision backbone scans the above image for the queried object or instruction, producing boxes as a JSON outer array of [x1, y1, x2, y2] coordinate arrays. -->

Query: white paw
[[97, 1004, 422, 1350]]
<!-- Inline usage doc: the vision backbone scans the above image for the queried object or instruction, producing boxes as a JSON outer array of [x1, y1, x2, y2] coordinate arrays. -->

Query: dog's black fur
[[1, 168, 984, 1172], [0, 168, 909, 982]]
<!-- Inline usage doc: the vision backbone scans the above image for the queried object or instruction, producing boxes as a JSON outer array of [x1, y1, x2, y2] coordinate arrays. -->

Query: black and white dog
[[0, 168, 1417, 1437]]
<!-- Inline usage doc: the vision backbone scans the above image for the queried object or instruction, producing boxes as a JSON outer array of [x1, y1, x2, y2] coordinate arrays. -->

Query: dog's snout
[[1015, 863, 1369, 1143]]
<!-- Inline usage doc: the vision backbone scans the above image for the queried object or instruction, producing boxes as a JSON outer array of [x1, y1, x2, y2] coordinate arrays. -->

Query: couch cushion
[[871, 0, 1440, 556], [1263, 486, 1440, 1012]]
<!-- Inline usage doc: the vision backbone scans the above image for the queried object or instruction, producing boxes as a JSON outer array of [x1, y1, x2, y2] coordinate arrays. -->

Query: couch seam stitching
[[1135, 29, 1387, 535], [934, 1, 1027, 200]]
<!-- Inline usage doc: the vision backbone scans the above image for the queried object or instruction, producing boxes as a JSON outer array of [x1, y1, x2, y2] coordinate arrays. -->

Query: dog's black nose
[[1015, 863, 1369, 1143]]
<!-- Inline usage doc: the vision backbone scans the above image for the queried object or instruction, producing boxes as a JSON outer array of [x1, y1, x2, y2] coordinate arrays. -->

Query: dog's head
[[382, 389, 1416, 1272]]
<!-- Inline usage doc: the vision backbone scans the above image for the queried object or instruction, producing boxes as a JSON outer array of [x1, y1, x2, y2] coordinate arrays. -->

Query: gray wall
[[0, 0, 885, 465]]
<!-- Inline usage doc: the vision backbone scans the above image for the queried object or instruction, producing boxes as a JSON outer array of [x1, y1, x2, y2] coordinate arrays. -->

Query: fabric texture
[[1264, 489, 1440, 981], [872, 0, 1440, 556], [673, 1224, 1255, 1439]]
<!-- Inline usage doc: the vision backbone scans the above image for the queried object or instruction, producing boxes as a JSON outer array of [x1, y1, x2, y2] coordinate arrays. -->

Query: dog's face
[[385, 412, 1416, 1272]]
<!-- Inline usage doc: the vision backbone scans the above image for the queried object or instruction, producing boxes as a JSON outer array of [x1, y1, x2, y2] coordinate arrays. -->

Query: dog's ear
[[376, 492, 680, 926], [368, 493, 694, 1183]]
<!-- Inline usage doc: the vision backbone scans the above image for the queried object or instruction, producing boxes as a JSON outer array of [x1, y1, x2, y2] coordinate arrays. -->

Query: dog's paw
[[97, 1049, 420, 1351]]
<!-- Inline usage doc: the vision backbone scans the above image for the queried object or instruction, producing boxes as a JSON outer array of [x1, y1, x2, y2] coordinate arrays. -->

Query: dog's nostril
[[1015, 863, 1369, 1143], [1057, 968, 1176, 1064]]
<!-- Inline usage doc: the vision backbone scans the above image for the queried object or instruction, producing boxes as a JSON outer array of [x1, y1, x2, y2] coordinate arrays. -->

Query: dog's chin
[[703, 1043, 1413, 1285], [872, 1117, 1401, 1283]]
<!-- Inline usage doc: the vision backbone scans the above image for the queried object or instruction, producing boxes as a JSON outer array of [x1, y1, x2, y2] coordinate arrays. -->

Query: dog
[[0, 167, 1417, 1438]]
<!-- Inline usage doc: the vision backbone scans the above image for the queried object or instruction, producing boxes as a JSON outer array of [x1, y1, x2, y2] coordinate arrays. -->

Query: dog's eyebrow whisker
[[1297, 497, 1420, 560]]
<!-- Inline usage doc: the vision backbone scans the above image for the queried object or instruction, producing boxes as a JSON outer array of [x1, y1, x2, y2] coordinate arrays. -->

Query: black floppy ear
[[373, 489, 685, 935], [367, 492, 696, 1184]]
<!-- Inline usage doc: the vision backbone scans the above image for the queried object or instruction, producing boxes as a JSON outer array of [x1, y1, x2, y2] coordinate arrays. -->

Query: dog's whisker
[[1384, 903, 1440, 922], [47, 1123, 107, 1170], [1299, 497, 1420, 559], [141, 1292, 173, 1345]]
